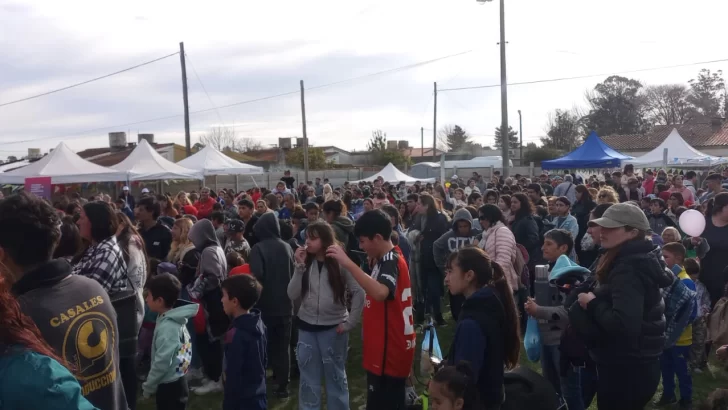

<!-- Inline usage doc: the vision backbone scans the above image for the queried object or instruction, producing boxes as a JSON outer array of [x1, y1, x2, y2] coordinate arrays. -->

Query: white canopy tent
[[624, 128, 727, 168], [176, 145, 263, 176], [350, 163, 435, 184], [112, 139, 203, 181], [0, 142, 127, 184]]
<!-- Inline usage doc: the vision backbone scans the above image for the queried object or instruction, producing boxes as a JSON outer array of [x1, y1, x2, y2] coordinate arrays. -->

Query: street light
[[477, 0, 509, 177]]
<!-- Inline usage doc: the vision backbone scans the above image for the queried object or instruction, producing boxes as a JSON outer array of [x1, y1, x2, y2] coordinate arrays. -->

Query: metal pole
[[518, 110, 523, 165], [498, 0, 510, 177], [300, 80, 309, 183], [433, 82, 438, 162], [421, 127, 424, 159], [179, 42, 191, 157]]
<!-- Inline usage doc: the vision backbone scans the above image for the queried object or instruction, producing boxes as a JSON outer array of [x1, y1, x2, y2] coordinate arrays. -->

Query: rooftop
[[602, 117, 728, 151]]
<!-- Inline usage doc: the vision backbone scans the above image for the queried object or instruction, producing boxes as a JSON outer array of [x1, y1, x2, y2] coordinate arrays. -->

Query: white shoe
[[193, 379, 222, 395]]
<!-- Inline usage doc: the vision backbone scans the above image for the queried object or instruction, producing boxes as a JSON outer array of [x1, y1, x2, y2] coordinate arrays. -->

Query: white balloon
[[678, 209, 706, 237]]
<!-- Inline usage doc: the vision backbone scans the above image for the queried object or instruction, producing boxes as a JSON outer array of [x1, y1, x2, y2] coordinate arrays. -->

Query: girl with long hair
[[157, 194, 179, 218], [0, 276, 97, 409], [176, 191, 191, 207], [445, 247, 520, 409], [510, 193, 541, 269], [498, 194, 512, 224], [288, 222, 365, 410], [417, 193, 450, 325], [701, 193, 728, 305]]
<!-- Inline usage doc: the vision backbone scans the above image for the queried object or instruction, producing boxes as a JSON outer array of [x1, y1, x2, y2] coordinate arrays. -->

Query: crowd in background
[[1, 164, 728, 410]]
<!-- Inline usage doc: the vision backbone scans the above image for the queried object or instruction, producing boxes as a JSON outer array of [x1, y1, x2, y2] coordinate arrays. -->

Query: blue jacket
[[0, 347, 98, 410], [395, 226, 411, 266], [223, 309, 268, 410]]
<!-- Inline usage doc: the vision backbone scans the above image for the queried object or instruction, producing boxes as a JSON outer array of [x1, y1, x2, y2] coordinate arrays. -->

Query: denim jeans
[[540, 344, 562, 396], [660, 345, 692, 402], [560, 365, 597, 410], [296, 327, 350, 410]]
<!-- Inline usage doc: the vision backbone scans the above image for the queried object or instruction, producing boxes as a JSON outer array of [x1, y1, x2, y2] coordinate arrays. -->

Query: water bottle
[[534, 265, 551, 307]]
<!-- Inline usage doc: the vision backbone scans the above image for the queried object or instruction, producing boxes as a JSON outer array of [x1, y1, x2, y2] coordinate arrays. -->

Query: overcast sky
[[1, 0, 727, 159]]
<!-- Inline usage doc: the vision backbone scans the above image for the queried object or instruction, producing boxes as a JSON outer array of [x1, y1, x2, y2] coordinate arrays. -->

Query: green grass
[[137, 308, 728, 410]]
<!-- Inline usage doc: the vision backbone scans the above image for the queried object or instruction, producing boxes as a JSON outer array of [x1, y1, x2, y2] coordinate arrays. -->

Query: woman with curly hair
[[0, 276, 97, 409], [596, 187, 618, 204]]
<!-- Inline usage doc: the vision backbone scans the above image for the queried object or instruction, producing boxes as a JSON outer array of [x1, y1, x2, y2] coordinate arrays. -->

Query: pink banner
[[25, 176, 52, 199]]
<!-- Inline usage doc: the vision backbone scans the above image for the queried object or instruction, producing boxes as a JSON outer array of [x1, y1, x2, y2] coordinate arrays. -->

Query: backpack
[[708, 297, 728, 346], [502, 366, 560, 410]]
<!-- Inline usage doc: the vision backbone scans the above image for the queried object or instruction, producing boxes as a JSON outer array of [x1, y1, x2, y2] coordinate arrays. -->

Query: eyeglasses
[[598, 194, 607, 198]]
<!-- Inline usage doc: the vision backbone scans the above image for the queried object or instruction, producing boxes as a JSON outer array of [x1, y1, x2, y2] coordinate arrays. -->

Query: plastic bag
[[420, 323, 443, 375], [524, 317, 541, 362]]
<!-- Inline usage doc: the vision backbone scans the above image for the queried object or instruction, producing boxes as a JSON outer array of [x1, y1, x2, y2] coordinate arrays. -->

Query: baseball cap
[[122, 186, 130, 191], [588, 202, 650, 231], [227, 219, 245, 233], [141, 188, 150, 193]]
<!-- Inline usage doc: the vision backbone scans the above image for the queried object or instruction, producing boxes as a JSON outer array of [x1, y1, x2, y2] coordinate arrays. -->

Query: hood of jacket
[[613, 239, 674, 289], [160, 300, 199, 325], [461, 286, 505, 322], [451, 208, 473, 231], [331, 215, 354, 233], [189, 219, 219, 250], [232, 308, 265, 338], [253, 212, 281, 241]]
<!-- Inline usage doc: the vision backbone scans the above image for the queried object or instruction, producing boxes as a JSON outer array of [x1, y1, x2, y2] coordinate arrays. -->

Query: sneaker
[[679, 400, 693, 410], [273, 386, 290, 399], [654, 395, 677, 407], [193, 379, 222, 395]]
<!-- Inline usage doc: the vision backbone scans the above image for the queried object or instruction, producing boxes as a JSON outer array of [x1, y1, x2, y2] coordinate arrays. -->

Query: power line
[[0, 52, 180, 108], [2, 50, 473, 146], [439, 57, 728, 92], [184, 52, 225, 125]]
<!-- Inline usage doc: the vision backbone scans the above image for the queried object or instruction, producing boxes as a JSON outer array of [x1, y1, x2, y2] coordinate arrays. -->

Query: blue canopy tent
[[541, 131, 633, 170]]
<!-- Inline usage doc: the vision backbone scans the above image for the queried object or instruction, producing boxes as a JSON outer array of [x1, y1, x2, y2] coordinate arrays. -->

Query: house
[[602, 117, 728, 157]]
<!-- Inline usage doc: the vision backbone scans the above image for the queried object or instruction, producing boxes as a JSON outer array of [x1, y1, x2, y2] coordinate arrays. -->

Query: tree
[[688, 68, 725, 118], [367, 129, 387, 152], [493, 125, 519, 150], [438, 124, 470, 152], [584, 75, 647, 135], [367, 129, 411, 167], [286, 147, 328, 169], [198, 126, 263, 153], [644, 84, 693, 125], [523, 147, 563, 166], [542, 109, 583, 150]]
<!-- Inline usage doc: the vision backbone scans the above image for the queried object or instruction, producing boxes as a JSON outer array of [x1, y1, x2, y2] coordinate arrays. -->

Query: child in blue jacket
[[221, 274, 268, 410]]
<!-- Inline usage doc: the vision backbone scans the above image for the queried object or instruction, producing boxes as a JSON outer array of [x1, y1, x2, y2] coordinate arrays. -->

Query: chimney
[[138, 133, 155, 144], [27, 148, 41, 159], [108, 132, 127, 152], [711, 118, 722, 133]]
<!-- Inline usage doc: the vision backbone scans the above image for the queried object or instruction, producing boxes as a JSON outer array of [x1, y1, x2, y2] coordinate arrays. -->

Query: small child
[[221, 274, 267, 410], [648, 198, 677, 235], [657, 243, 697, 409], [142, 273, 199, 410], [662, 226, 681, 244], [524, 229, 573, 399], [428, 362, 479, 410], [227, 251, 251, 276], [686, 258, 711, 373]]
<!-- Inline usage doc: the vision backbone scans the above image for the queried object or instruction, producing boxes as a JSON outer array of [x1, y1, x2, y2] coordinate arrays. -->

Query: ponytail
[[432, 361, 480, 410]]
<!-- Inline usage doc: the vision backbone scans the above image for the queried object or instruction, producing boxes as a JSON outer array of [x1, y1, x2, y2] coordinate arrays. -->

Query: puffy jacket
[[568, 239, 674, 364], [482, 221, 519, 292], [0, 346, 98, 410], [330, 216, 355, 248]]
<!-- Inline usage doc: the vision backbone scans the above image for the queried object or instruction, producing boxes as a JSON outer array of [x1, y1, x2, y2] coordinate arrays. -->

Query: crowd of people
[[1, 165, 728, 410]]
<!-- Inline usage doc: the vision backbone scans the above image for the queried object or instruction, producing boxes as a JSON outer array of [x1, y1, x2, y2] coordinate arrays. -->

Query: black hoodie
[[250, 213, 294, 317]]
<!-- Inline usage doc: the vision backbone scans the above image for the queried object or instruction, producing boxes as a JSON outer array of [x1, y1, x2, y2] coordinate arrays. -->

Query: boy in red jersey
[[327, 209, 416, 410]]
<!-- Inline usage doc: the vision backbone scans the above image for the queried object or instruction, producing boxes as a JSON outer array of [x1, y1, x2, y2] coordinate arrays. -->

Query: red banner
[[25, 177, 52, 199]]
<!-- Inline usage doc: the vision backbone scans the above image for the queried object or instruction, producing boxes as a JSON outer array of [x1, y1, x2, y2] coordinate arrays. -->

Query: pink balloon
[[678, 209, 706, 237]]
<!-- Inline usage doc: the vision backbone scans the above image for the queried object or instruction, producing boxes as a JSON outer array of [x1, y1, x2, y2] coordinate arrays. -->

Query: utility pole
[[179, 42, 191, 157], [433, 82, 438, 162], [498, 0, 510, 177], [421, 127, 424, 158], [518, 110, 523, 165], [300, 80, 309, 183]]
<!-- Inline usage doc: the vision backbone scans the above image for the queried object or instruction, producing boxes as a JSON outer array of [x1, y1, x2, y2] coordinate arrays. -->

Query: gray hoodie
[[433, 209, 480, 273], [287, 262, 364, 331], [251, 212, 294, 317], [187, 219, 227, 300]]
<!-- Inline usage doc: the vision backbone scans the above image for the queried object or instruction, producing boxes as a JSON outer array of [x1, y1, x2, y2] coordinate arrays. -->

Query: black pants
[[156, 377, 189, 410], [196, 334, 223, 382], [119, 356, 137, 410], [263, 315, 292, 389], [596, 360, 660, 410], [366, 372, 406, 410]]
